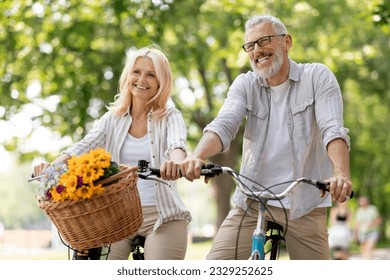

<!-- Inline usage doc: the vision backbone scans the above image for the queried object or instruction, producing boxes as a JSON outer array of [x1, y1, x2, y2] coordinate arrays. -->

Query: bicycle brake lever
[[138, 171, 170, 186], [138, 172, 151, 180], [27, 175, 44, 182]]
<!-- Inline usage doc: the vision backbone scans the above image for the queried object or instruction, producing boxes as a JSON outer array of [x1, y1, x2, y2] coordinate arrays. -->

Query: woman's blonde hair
[[108, 45, 172, 119]]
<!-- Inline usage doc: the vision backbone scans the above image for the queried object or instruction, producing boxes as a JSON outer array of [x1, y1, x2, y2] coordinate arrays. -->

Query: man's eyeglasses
[[242, 34, 286, 52]]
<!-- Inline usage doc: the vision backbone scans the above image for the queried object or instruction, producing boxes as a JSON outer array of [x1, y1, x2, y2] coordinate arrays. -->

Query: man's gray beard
[[251, 50, 284, 79]]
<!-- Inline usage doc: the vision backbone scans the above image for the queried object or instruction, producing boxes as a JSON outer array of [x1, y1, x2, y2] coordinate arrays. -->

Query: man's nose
[[253, 42, 264, 52]]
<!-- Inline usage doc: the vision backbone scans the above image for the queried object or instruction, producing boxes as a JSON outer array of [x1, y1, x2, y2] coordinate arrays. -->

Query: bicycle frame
[[237, 175, 332, 260], [219, 167, 284, 260], [250, 199, 268, 260]]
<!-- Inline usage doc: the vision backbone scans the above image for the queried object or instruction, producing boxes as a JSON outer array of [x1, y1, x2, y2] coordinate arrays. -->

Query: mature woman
[[34, 46, 191, 260]]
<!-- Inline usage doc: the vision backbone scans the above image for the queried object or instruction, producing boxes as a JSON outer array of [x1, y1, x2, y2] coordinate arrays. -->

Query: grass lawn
[[2, 239, 388, 260], [185, 240, 212, 260], [0, 240, 291, 260], [0, 240, 213, 260]]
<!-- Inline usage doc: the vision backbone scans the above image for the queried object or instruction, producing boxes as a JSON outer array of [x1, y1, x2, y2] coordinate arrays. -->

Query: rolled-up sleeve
[[313, 64, 351, 150], [165, 108, 187, 157], [324, 126, 350, 150]]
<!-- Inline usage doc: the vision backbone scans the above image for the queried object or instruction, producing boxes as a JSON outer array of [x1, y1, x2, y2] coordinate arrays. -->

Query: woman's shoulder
[[96, 110, 114, 122], [97, 110, 130, 127], [165, 104, 183, 116]]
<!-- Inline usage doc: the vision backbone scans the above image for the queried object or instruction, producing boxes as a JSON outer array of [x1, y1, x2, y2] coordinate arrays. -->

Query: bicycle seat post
[[250, 198, 268, 260]]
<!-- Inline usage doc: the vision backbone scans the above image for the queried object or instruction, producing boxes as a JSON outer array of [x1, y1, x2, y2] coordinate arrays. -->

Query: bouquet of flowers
[[38, 148, 120, 202], [33, 148, 143, 250]]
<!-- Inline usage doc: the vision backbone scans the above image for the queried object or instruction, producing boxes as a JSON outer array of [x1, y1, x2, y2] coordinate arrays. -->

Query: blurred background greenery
[[0, 0, 389, 257]]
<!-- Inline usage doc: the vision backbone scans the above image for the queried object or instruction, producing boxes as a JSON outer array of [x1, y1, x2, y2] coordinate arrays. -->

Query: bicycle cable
[[231, 169, 331, 259], [228, 169, 289, 259]]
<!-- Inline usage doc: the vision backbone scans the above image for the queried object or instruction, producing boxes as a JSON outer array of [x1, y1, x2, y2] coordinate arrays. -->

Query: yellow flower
[[59, 173, 78, 189], [91, 148, 111, 168], [75, 186, 95, 200], [50, 185, 66, 202], [45, 148, 117, 202]]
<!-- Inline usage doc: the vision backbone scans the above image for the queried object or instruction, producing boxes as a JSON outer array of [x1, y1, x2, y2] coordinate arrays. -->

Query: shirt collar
[[259, 58, 299, 87], [288, 58, 300, 82], [121, 107, 153, 118]]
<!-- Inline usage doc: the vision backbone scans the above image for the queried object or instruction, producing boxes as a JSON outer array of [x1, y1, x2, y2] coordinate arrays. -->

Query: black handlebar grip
[[199, 163, 223, 177], [316, 180, 330, 191], [149, 167, 161, 177], [316, 180, 354, 199], [148, 167, 185, 178]]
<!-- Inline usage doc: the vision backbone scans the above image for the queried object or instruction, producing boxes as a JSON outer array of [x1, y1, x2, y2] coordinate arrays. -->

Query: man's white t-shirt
[[258, 80, 293, 208]]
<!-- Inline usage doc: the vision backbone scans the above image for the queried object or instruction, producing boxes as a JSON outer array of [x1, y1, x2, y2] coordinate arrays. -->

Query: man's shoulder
[[232, 70, 261, 87], [294, 60, 330, 71], [236, 70, 257, 79], [291, 60, 335, 82]]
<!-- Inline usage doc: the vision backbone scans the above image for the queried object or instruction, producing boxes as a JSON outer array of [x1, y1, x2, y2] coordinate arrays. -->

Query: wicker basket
[[38, 166, 143, 251]]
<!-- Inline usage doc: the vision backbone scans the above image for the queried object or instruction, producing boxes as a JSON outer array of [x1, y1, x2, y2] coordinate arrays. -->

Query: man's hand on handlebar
[[180, 155, 210, 183], [326, 174, 353, 203]]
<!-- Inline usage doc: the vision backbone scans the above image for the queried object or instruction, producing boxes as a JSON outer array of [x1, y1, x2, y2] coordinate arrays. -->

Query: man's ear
[[285, 34, 292, 52]]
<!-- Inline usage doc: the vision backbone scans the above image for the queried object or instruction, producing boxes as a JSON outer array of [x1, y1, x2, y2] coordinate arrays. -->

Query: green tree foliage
[[1, 0, 389, 235]]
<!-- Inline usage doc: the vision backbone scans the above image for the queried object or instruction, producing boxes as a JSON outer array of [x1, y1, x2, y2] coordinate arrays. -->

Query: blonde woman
[[34, 46, 191, 260]]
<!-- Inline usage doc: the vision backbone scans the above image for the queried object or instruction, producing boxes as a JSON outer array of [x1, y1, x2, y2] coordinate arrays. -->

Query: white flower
[[38, 162, 67, 200]]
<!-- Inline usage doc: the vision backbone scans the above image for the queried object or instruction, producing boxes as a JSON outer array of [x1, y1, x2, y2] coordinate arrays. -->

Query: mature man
[[181, 14, 353, 260]]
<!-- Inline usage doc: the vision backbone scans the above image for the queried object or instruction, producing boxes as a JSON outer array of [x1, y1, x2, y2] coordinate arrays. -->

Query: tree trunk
[[209, 130, 243, 230]]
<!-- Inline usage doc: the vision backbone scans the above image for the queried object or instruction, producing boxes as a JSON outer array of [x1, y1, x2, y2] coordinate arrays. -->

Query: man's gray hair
[[244, 15, 288, 34]]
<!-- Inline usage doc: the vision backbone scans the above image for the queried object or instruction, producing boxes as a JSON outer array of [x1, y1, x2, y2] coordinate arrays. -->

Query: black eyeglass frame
[[242, 34, 286, 52]]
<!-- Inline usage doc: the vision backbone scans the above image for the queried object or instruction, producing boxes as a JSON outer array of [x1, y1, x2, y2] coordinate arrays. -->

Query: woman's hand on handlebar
[[33, 154, 71, 178], [160, 160, 182, 181], [33, 162, 50, 177]]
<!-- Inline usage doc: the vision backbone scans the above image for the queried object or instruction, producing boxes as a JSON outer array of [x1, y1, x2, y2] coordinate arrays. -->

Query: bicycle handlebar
[[31, 160, 353, 201], [137, 160, 353, 201], [137, 160, 222, 179], [195, 163, 354, 200], [138, 160, 161, 178]]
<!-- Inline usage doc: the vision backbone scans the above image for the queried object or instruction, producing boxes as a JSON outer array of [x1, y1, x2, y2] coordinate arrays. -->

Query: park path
[[348, 248, 390, 260]]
